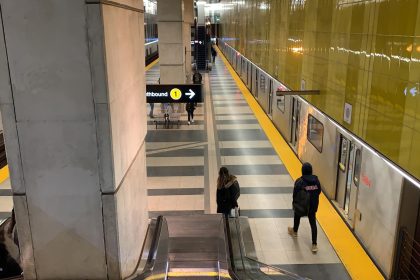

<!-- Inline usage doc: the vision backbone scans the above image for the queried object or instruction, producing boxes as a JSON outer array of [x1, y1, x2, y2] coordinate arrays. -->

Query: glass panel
[[147, 217, 169, 278], [277, 96, 285, 112], [353, 149, 362, 186], [339, 137, 349, 171], [307, 114, 324, 152]]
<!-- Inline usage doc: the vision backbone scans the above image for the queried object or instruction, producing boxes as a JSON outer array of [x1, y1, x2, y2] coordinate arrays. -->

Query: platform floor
[[0, 175, 12, 224], [145, 58, 350, 280]]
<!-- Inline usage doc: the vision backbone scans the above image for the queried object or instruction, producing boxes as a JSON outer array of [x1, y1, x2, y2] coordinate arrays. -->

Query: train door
[[254, 68, 259, 97], [290, 97, 301, 149], [268, 79, 273, 118], [246, 61, 249, 86], [335, 134, 362, 226]]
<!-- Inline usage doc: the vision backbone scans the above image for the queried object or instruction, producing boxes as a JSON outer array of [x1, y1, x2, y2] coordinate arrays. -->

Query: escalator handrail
[[222, 216, 242, 280], [135, 216, 165, 279], [230, 216, 311, 280], [243, 256, 311, 280]]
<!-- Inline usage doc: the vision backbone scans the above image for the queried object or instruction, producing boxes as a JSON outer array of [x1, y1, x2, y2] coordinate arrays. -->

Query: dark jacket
[[217, 176, 239, 215], [211, 47, 217, 57], [293, 174, 321, 214], [186, 102, 196, 112]]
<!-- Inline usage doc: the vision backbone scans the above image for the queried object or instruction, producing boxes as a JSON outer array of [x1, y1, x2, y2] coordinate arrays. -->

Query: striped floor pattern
[[0, 178, 12, 224], [145, 58, 350, 279], [146, 62, 206, 218]]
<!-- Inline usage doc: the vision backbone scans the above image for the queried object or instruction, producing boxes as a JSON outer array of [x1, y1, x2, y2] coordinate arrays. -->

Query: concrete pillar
[[184, 0, 194, 82], [197, 1, 205, 25], [0, 1, 148, 279], [157, 0, 186, 84]]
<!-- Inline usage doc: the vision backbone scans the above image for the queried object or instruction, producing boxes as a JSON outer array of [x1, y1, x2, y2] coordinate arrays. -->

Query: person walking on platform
[[185, 102, 196, 125], [216, 167, 240, 218], [211, 46, 217, 63], [288, 162, 321, 253]]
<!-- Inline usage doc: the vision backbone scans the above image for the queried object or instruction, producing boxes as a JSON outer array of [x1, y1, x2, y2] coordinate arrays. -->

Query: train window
[[277, 96, 285, 112], [339, 138, 349, 171], [307, 114, 323, 152], [353, 149, 361, 186]]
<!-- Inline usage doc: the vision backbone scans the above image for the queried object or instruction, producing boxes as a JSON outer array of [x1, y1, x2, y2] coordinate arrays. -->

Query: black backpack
[[293, 187, 310, 216]]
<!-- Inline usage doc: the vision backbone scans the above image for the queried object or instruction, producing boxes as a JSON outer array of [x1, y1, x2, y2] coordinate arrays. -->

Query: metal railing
[[395, 227, 420, 280]]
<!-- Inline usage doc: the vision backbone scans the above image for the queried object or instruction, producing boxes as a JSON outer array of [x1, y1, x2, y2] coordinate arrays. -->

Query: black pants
[[293, 212, 317, 245], [187, 110, 194, 122]]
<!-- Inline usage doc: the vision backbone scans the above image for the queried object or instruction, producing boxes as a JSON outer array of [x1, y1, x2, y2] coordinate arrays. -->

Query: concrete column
[[183, 0, 194, 82], [157, 0, 186, 84], [0, 1, 148, 279], [197, 1, 205, 25]]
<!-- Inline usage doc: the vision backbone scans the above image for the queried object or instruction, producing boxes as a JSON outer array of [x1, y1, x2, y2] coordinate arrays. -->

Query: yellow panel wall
[[221, 0, 420, 181]]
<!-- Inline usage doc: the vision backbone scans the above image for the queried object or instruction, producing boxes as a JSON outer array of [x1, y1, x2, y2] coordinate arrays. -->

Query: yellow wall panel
[[220, 0, 420, 180]]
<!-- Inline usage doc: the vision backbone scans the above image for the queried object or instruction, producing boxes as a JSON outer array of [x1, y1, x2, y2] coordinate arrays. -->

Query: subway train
[[219, 41, 420, 279], [144, 12, 158, 65]]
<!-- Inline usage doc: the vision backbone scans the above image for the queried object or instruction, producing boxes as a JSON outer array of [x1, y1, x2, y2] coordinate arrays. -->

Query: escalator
[[131, 214, 309, 280]]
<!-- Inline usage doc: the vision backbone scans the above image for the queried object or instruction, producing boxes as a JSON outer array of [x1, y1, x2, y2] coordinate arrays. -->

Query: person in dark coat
[[216, 167, 240, 217], [0, 210, 22, 278], [193, 71, 202, 84], [185, 102, 196, 125], [288, 162, 321, 252], [211, 46, 217, 63]]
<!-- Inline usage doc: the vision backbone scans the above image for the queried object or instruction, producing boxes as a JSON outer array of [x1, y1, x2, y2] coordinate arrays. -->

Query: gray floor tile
[[148, 188, 204, 196], [275, 263, 351, 280], [146, 130, 205, 142], [220, 148, 277, 156], [0, 189, 12, 196], [241, 187, 293, 194], [149, 210, 205, 218], [216, 119, 259, 124], [218, 129, 267, 141], [0, 212, 11, 219], [147, 148, 204, 157], [147, 166, 204, 177], [240, 209, 294, 218], [225, 164, 288, 175]]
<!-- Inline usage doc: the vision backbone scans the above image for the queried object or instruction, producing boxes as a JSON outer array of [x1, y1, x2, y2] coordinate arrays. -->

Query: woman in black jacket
[[185, 102, 196, 125], [216, 167, 240, 217]]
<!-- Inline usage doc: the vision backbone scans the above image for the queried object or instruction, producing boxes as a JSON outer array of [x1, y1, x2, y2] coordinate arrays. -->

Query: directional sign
[[146, 84, 203, 103]]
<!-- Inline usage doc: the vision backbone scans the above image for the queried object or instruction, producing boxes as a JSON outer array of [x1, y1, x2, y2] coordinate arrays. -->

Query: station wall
[[220, 0, 420, 181]]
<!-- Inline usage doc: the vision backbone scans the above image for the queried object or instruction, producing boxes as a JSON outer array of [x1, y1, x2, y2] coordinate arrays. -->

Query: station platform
[[0, 54, 383, 280], [0, 168, 11, 224], [143, 55, 368, 279]]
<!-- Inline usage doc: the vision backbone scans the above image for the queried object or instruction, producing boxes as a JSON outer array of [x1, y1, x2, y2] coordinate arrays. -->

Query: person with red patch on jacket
[[288, 162, 321, 253]]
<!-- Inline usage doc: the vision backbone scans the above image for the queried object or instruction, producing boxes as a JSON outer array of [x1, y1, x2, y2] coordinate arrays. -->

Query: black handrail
[[226, 216, 310, 280], [134, 216, 164, 279]]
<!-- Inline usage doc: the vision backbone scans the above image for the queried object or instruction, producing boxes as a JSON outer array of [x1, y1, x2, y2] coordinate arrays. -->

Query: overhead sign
[[146, 84, 203, 103]]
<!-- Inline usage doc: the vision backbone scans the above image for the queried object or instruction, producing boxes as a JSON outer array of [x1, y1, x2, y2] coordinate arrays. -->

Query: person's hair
[[302, 162, 313, 175], [217, 167, 230, 189]]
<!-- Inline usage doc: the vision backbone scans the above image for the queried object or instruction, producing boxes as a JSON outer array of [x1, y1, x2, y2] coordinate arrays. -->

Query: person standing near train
[[288, 162, 321, 253]]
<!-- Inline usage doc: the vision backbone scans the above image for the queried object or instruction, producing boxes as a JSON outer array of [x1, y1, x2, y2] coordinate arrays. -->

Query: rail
[[226, 216, 310, 280], [394, 227, 420, 280]]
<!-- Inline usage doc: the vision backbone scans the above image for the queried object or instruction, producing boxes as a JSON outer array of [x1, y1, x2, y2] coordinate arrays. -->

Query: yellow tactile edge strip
[[0, 165, 9, 184], [215, 45, 384, 280], [145, 58, 159, 72]]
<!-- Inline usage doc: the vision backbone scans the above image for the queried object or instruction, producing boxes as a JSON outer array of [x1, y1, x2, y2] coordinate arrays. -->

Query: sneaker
[[187, 121, 190, 125], [191, 119, 194, 123], [287, 227, 297, 238], [311, 244, 318, 253]]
